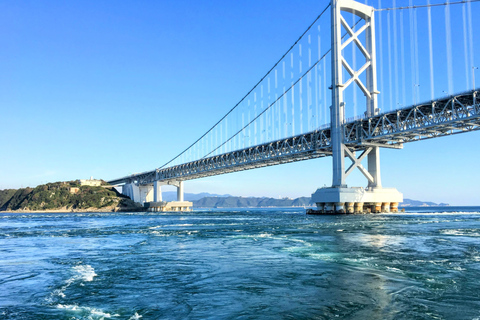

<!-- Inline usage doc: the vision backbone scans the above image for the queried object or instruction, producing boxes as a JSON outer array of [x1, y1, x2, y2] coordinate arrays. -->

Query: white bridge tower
[[311, 0, 402, 213]]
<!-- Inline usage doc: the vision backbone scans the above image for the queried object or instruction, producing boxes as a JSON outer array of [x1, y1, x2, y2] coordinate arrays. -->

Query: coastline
[[1, 204, 459, 213], [0, 206, 144, 213]]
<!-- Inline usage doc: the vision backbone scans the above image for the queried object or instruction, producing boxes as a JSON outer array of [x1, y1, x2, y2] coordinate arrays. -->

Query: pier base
[[144, 201, 193, 212], [308, 187, 402, 214]]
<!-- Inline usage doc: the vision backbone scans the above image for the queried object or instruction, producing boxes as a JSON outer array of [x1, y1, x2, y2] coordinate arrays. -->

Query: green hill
[[0, 181, 138, 212], [0, 189, 17, 209]]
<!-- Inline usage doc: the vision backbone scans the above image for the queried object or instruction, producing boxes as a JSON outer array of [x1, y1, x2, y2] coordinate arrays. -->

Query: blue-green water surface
[[1, 207, 480, 319]]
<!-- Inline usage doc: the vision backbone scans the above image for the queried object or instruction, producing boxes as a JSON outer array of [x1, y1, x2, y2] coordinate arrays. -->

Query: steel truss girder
[[107, 91, 479, 186], [108, 130, 333, 185], [344, 90, 480, 145]]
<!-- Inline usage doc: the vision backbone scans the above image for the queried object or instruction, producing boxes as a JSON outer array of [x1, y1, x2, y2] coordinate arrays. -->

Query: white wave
[[129, 312, 143, 319], [385, 266, 403, 273], [72, 265, 97, 282], [257, 233, 272, 238], [441, 229, 480, 237], [308, 252, 338, 261], [149, 223, 195, 229], [393, 211, 480, 215], [57, 304, 119, 318], [51, 265, 97, 299], [285, 238, 313, 246]]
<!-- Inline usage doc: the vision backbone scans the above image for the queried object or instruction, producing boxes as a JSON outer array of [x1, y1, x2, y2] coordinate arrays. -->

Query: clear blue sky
[[1, 0, 479, 205]]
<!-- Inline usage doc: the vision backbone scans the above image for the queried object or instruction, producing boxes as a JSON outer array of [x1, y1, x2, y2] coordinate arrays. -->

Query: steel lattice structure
[[108, 129, 333, 185], [108, 90, 479, 186], [345, 90, 480, 145]]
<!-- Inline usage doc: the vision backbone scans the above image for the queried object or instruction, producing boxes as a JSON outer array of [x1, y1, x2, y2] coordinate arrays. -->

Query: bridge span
[[109, 90, 479, 211], [107, 0, 480, 213], [109, 90, 479, 186]]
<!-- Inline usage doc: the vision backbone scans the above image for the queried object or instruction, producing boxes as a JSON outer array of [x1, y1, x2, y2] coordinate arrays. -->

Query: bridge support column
[[122, 183, 141, 203], [368, 147, 382, 189], [154, 181, 162, 202], [177, 181, 184, 202], [145, 180, 192, 212], [138, 184, 154, 203]]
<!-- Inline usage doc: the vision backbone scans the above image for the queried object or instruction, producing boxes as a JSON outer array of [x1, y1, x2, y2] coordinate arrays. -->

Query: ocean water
[[1, 207, 480, 319]]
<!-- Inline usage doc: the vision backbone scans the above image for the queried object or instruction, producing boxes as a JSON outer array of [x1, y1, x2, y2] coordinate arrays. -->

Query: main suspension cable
[[376, 0, 480, 11], [158, 3, 331, 169], [201, 50, 331, 159]]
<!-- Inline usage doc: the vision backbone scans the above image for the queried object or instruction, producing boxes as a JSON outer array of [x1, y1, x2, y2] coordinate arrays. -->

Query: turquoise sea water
[[1, 207, 480, 319]]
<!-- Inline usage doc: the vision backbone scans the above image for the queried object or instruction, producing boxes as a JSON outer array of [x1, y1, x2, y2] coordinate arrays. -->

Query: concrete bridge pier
[[121, 180, 192, 212], [154, 181, 162, 202], [147, 180, 192, 212], [177, 181, 184, 202], [122, 183, 154, 203]]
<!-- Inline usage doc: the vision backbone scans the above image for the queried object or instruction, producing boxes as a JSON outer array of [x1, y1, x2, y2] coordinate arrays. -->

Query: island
[[0, 180, 140, 212]]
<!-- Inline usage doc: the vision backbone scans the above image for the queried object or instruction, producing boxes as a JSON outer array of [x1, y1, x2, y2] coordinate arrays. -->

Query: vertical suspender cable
[[400, 10, 406, 107], [462, 3, 470, 89], [323, 52, 327, 125], [248, 99, 251, 148], [413, 4, 420, 102], [291, 52, 295, 136], [351, 13, 357, 118], [467, 0, 474, 88], [307, 35, 313, 131], [316, 27, 320, 129], [378, 0, 385, 109], [275, 69, 278, 140], [254, 92, 257, 145], [427, 0, 435, 100], [283, 61, 286, 137], [387, 11, 393, 111], [445, 0, 454, 94], [260, 85, 263, 144], [220, 122, 223, 155], [268, 76, 272, 142], [393, 0, 399, 109], [299, 44, 303, 134], [409, 0, 416, 104]]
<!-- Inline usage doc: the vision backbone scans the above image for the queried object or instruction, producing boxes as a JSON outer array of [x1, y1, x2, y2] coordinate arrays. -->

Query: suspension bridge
[[108, 0, 479, 213]]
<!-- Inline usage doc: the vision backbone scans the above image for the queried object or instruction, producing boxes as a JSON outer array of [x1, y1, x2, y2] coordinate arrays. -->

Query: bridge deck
[[108, 90, 478, 185]]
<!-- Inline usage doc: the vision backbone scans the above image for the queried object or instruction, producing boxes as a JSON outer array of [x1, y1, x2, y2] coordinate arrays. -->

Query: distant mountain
[[162, 192, 232, 202], [192, 195, 448, 208], [194, 196, 312, 208], [401, 199, 449, 207]]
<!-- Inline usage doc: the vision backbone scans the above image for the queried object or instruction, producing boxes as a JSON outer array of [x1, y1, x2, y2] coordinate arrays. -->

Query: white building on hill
[[78, 177, 102, 187]]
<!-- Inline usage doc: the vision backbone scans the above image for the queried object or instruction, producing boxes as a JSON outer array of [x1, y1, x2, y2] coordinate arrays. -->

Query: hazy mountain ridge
[[192, 196, 449, 208], [402, 199, 449, 207], [162, 192, 232, 202]]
